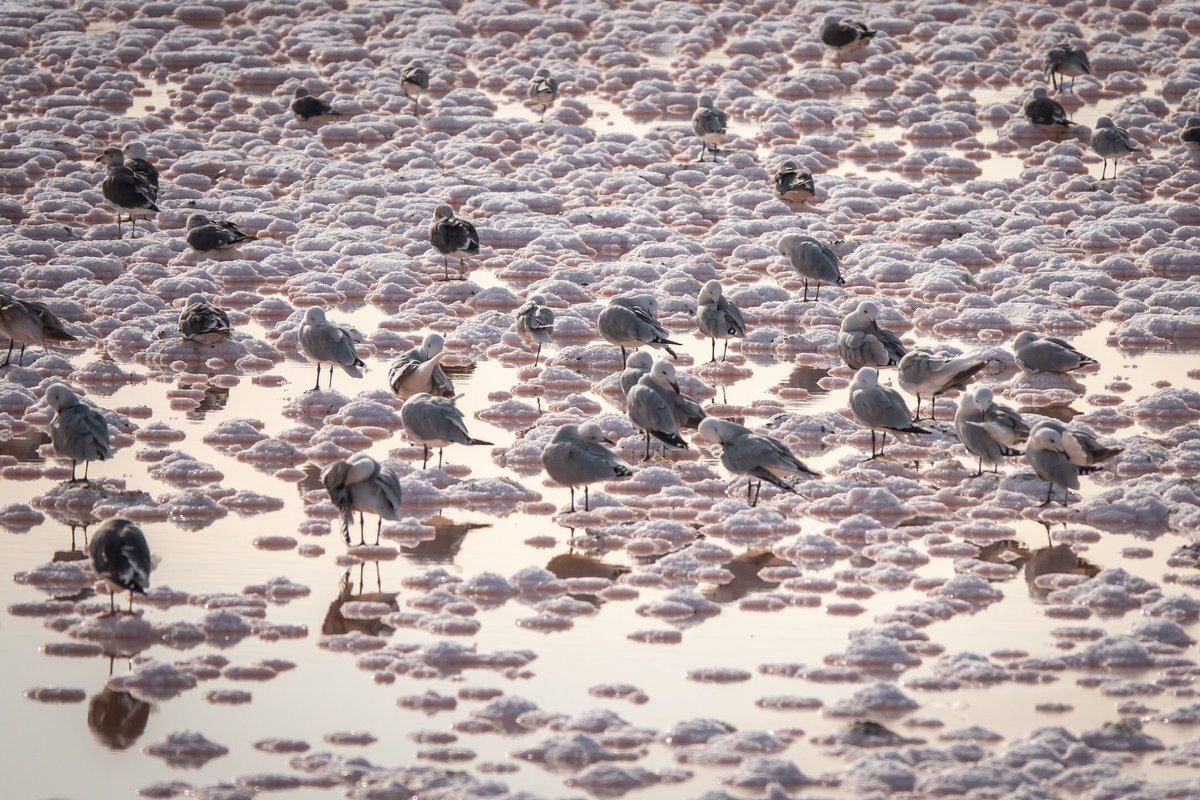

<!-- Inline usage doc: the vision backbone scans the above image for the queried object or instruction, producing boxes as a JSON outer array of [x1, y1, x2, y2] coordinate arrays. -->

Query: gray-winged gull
[[291, 86, 341, 121], [178, 293, 231, 345], [619, 350, 654, 399], [696, 280, 746, 363], [527, 68, 558, 122], [47, 383, 112, 482], [1024, 88, 1073, 129], [955, 387, 1027, 476], [1012, 331, 1096, 374], [541, 422, 634, 512], [778, 233, 844, 302], [1090, 117, 1141, 179], [400, 393, 492, 469], [627, 360, 690, 459], [848, 367, 930, 459], [897, 349, 987, 420], [773, 159, 815, 202], [691, 94, 728, 162], [400, 60, 430, 114], [321, 453, 403, 545], [185, 214, 256, 251], [1029, 419, 1121, 472], [388, 333, 454, 400], [698, 417, 819, 506], [298, 307, 365, 391], [0, 293, 77, 366], [1027, 427, 1081, 506], [821, 17, 876, 52], [597, 295, 679, 366], [96, 147, 159, 239], [429, 204, 480, 281], [515, 294, 554, 366], [1042, 44, 1091, 92], [837, 301, 906, 369]]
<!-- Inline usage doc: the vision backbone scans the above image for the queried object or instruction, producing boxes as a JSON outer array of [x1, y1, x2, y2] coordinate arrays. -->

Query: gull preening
[[696, 280, 746, 362], [1091, 117, 1141, 180], [897, 349, 987, 420], [89, 518, 152, 615], [820, 17, 876, 52], [527, 68, 558, 122], [97, 147, 159, 238], [291, 87, 340, 121], [691, 94, 728, 163], [47, 383, 112, 482], [848, 367, 930, 459], [298, 307, 365, 391], [321, 453, 403, 545], [388, 333, 454, 399], [429, 204, 480, 281], [1026, 427, 1081, 506], [1012, 331, 1097, 374], [122, 141, 159, 199], [178, 293, 231, 345], [597, 295, 679, 366], [0, 293, 77, 367], [185, 214, 256, 251], [1042, 44, 1091, 93], [1024, 88, 1073, 129], [400, 60, 430, 114], [515, 294, 554, 366], [400, 393, 492, 469], [837, 301, 906, 369], [541, 422, 634, 512], [698, 417, 819, 506], [955, 387, 1029, 476], [773, 160, 815, 203], [778, 233, 844, 302], [1029, 419, 1122, 473], [627, 359, 693, 459], [619, 350, 653, 399]]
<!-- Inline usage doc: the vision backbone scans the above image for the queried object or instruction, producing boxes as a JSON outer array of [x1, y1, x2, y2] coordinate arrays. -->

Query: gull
[[46, 383, 112, 482], [388, 333, 454, 399], [619, 350, 653, 398], [1024, 87, 1074, 129], [89, 518, 152, 615], [1183, 116, 1200, 151], [696, 280, 746, 362], [96, 147, 158, 238], [691, 94, 727, 162], [291, 87, 340, 121], [1029, 419, 1122, 473], [848, 367, 930, 459], [698, 417, 819, 506], [429, 204, 480, 280], [178, 293, 231, 345], [627, 360, 690, 459], [897, 349, 987, 420], [1026, 427, 1081, 506], [597, 295, 679, 366], [1043, 44, 1091, 92], [298, 307, 365, 391], [1091, 117, 1141, 179], [515, 294, 554, 366], [185, 213, 256, 251], [837, 301, 906, 369], [527, 68, 558, 122], [645, 359, 706, 431], [400, 393, 492, 469], [1012, 331, 1097, 374], [820, 17, 877, 52], [955, 387, 1028, 476], [400, 60, 430, 114], [778, 233, 844, 302], [773, 159, 815, 202], [541, 422, 634, 512], [122, 141, 158, 200], [0, 294, 77, 367], [321, 453, 402, 545]]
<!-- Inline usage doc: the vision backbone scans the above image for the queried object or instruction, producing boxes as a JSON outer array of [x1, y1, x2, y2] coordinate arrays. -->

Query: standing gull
[[388, 333, 454, 400], [820, 17, 877, 52], [627, 361, 690, 459], [955, 387, 1027, 476], [698, 417, 819, 507], [298, 307, 365, 391], [122, 141, 159, 200], [1024, 88, 1073, 129], [178, 293, 231, 345], [89, 519, 152, 615], [541, 422, 634, 512], [429, 204, 480, 281], [646, 359, 706, 431], [1029, 419, 1121, 473], [778, 233, 844, 302], [773, 160, 815, 202], [1091, 117, 1141, 179], [597, 295, 679, 366], [527, 68, 558, 122], [400, 393, 492, 469], [185, 214, 256, 251], [1182, 116, 1200, 151], [96, 147, 158, 239], [619, 350, 654, 399], [321, 453, 403, 545], [897, 349, 987, 420], [46, 383, 112, 482], [1012, 331, 1097, 374], [848, 367, 930, 459], [1027, 427, 1081, 506], [691, 94, 728, 163], [515, 294, 554, 366], [696, 280, 746, 362], [400, 60, 430, 114], [0, 295, 77, 367], [291, 87, 340, 121], [1043, 44, 1091, 92], [837, 301, 906, 369]]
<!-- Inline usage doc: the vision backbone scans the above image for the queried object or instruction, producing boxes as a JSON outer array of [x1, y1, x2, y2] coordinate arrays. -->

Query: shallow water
[[2, 1, 1200, 799]]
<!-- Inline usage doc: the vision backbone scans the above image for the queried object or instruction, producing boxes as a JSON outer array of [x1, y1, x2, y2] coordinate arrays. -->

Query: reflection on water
[[1020, 404, 1080, 422], [0, 432, 50, 463], [186, 386, 231, 421], [401, 515, 491, 564], [321, 566, 399, 637], [88, 687, 152, 751], [702, 550, 786, 605], [782, 364, 832, 395]]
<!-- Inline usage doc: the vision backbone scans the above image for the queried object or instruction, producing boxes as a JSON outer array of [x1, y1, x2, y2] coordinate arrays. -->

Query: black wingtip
[[468, 438, 494, 446]]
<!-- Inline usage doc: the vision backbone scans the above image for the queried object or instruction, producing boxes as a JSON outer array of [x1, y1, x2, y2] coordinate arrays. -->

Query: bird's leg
[[710, 338, 716, 364], [974, 457, 983, 478], [69, 460, 78, 483], [313, 364, 321, 391], [1039, 482, 1055, 507], [867, 430, 878, 460], [930, 394, 937, 421], [437, 448, 444, 469], [107, 591, 115, 615], [458, 258, 466, 280], [17, 343, 25, 367], [620, 346, 627, 367], [1113, 158, 1118, 179], [568, 486, 575, 513], [695, 144, 706, 163], [1100, 158, 1108, 180], [375, 518, 382, 546], [534, 342, 542, 367], [722, 340, 729, 362], [422, 444, 430, 469], [746, 478, 752, 504], [751, 481, 762, 507], [880, 431, 888, 455], [815, 282, 821, 302], [643, 431, 651, 461], [83, 460, 91, 482], [328, 367, 334, 389], [115, 212, 122, 239], [1, 340, 11, 367], [128, 591, 134, 614], [358, 512, 365, 546], [584, 485, 590, 512], [801, 280, 809, 302]]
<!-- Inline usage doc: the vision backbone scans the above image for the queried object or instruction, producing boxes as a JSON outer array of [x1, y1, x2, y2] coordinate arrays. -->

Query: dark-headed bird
[[429, 204, 480, 281], [291, 86, 340, 121], [46, 383, 112, 482], [1024, 87, 1073, 129], [821, 17, 877, 52], [185, 213, 256, 252], [1042, 44, 1091, 92], [96, 147, 159, 239], [0, 294, 77, 367], [528, 68, 558, 122], [321, 453, 403, 545], [178, 293, 232, 345], [89, 518, 152, 615], [691, 94, 728, 162], [773, 159, 815, 202]]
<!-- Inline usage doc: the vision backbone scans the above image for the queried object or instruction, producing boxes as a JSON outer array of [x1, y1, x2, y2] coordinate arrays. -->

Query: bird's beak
[[670, 381, 680, 393], [602, 436, 615, 446]]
